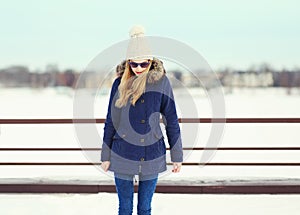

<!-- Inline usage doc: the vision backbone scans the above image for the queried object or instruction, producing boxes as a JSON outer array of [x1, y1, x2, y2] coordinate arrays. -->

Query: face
[[128, 59, 151, 76]]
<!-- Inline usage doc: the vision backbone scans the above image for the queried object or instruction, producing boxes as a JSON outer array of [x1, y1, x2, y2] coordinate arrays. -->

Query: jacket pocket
[[157, 138, 166, 155], [111, 139, 122, 154], [113, 132, 126, 140], [153, 129, 164, 140]]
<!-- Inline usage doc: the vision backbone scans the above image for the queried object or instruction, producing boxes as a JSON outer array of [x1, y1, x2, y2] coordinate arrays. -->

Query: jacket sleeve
[[160, 77, 183, 162], [101, 77, 121, 161]]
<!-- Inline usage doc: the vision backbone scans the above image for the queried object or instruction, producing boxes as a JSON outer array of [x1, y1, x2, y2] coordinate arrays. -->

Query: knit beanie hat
[[126, 25, 153, 60]]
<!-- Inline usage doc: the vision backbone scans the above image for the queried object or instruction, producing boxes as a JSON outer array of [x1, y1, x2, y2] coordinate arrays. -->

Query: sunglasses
[[128, 61, 150, 68]]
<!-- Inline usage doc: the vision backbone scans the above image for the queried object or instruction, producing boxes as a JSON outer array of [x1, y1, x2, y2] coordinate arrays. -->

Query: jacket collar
[[116, 57, 166, 83]]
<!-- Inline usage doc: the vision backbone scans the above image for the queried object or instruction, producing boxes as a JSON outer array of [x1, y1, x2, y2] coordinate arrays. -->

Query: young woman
[[101, 25, 183, 215]]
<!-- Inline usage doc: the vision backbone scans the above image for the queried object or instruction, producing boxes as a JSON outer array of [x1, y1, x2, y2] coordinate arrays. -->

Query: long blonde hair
[[115, 60, 152, 108]]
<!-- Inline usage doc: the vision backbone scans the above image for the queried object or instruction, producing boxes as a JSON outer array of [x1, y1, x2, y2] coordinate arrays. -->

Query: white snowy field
[[1, 193, 300, 215], [0, 86, 300, 214], [0, 86, 299, 118], [0, 86, 299, 180]]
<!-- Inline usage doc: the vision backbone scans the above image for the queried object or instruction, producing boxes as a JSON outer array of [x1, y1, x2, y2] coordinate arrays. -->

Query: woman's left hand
[[172, 162, 182, 173]]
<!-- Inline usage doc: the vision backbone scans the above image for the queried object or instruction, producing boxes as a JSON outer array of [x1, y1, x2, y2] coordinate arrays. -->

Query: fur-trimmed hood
[[116, 57, 166, 83]]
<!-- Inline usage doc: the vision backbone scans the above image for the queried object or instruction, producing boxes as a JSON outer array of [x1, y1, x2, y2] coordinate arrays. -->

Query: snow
[[1, 193, 300, 215], [0, 86, 300, 214], [0, 86, 299, 179]]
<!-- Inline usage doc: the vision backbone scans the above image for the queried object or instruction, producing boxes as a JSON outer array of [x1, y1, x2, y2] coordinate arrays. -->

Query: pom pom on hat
[[126, 25, 153, 60], [129, 25, 145, 38]]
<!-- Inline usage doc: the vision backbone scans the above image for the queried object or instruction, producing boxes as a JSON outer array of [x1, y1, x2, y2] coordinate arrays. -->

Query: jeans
[[114, 173, 158, 215]]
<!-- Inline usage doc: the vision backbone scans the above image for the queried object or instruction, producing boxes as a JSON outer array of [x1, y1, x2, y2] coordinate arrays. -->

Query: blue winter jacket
[[101, 58, 183, 175]]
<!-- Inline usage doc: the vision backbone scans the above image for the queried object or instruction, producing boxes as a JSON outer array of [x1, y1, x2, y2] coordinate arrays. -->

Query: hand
[[101, 161, 110, 172], [172, 162, 182, 173]]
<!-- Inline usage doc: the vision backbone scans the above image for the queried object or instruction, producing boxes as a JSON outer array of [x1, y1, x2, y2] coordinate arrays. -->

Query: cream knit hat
[[126, 25, 153, 60]]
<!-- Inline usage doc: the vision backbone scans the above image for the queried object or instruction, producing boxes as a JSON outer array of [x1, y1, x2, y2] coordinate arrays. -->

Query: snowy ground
[[0, 86, 299, 179], [1, 193, 300, 215], [0, 86, 300, 214]]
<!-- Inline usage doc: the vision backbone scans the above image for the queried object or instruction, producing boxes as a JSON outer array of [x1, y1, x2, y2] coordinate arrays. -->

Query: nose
[[136, 65, 143, 70]]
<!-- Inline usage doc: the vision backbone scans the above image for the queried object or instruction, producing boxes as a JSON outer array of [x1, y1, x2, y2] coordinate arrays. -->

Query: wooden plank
[[1, 118, 300, 124], [1, 184, 300, 194], [1, 147, 300, 151], [1, 162, 300, 166]]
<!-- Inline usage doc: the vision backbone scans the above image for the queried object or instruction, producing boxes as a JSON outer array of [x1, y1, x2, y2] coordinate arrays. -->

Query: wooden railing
[[0, 118, 300, 194]]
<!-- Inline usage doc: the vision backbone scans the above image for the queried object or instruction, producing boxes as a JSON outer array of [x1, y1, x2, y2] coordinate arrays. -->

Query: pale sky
[[1, 0, 299, 71]]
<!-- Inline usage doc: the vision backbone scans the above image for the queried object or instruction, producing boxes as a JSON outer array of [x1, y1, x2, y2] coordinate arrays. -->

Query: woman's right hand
[[101, 161, 110, 172]]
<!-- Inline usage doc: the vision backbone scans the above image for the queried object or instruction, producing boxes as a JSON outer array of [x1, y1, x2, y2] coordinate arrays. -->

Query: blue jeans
[[114, 173, 158, 215]]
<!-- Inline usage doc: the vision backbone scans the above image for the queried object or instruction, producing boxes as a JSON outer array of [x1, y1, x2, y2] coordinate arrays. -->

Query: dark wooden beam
[[1, 184, 300, 194]]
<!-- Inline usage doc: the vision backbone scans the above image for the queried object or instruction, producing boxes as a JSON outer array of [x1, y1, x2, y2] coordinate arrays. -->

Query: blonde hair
[[115, 60, 152, 108]]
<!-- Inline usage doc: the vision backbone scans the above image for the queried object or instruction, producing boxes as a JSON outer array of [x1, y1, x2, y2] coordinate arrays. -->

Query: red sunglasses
[[128, 61, 150, 68]]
